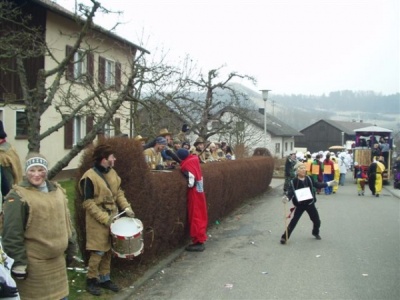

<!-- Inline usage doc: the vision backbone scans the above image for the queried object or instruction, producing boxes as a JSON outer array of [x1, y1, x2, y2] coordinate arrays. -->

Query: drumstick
[[113, 210, 126, 220], [132, 218, 143, 229], [113, 210, 143, 229], [73, 256, 85, 264]]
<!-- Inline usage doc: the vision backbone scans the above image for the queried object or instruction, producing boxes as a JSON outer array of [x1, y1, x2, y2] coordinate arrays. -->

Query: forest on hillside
[[236, 86, 399, 131], [272, 90, 399, 114]]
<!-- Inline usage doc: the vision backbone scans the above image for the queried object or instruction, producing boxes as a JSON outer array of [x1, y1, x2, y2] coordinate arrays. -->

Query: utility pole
[[260, 90, 271, 148], [271, 100, 276, 116]]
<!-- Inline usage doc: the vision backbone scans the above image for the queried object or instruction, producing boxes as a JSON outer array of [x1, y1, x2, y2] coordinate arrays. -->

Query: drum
[[110, 217, 144, 259]]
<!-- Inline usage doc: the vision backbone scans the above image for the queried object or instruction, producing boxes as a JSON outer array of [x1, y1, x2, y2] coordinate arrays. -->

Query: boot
[[100, 280, 120, 292], [312, 233, 322, 240], [86, 278, 102, 296], [185, 243, 205, 252]]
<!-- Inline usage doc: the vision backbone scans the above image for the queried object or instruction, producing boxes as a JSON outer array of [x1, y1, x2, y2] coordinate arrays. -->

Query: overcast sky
[[57, 0, 399, 96]]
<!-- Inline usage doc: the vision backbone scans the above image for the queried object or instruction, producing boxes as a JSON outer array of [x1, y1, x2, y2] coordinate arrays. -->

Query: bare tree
[[0, 0, 149, 179], [117, 47, 182, 137], [215, 106, 265, 157], [155, 60, 257, 141]]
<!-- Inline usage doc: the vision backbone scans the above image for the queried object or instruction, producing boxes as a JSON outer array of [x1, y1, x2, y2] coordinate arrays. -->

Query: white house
[[0, 0, 149, 177], [213, 106, 303, 158]]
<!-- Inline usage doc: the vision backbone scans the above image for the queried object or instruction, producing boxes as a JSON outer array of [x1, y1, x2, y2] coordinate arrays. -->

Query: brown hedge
[[74, 137, 274, 275]]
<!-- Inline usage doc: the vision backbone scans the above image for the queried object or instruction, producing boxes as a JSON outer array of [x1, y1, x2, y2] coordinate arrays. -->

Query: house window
[[73, 50, 87, 82], [105, 59, 115, 87], [16, 110, 28, 137], [103, 122, 114, 138], [275, 143, 280, 154], [98, 56, 121, 91], [66, 45, 94, 83], [285, 142, 288, 151], [64, 115, 93, 149], [101, 118, 121, 137], [290, 142, 293, 151], [73, 116, 83, 145]]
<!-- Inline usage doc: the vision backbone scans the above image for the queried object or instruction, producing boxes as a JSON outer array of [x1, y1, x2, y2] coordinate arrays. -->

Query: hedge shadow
[[74, 138, 274, 281]]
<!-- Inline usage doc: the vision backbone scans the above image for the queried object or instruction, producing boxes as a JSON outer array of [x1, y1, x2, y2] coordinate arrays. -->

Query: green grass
[[60, 180, 116, 299], [60, 180, 76, 216]]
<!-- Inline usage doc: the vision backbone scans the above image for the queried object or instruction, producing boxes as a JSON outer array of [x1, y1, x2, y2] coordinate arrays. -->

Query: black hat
[[182, 124, 190, 133], [176, 148, 190, 161], [0, 120, 7, 139]]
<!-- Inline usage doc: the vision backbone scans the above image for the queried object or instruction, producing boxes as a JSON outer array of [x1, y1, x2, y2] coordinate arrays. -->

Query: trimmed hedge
[[74, 137, 274, 275]]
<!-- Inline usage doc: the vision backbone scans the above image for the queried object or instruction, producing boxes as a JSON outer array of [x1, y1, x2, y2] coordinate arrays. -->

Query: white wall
[[4, 11, 138, 174]]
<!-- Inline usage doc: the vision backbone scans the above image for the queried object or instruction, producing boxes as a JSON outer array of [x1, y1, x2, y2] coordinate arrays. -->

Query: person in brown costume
[[2, 153, 77, 300], [79, 144, 135, 296]]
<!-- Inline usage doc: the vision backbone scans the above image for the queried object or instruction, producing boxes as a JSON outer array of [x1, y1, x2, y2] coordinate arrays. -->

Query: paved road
[[116, 175, 400, 300]]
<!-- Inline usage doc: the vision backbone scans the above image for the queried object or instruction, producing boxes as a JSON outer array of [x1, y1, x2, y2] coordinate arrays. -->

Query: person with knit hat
[[280, 161, 337, 245], [2, 153, 77, 299], [143, 137, 168, 170], [0, 120, 23, 193], [176, 148, 208, 252], [79, 143, 135, 296]]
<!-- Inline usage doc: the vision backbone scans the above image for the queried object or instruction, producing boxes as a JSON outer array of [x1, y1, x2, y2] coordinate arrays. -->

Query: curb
[[383, 185, 400, 199], [113, 247, 186, 300], [113, 181, 282, 299]]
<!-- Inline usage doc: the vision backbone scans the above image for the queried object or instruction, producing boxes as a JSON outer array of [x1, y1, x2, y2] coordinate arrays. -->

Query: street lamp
[[260, 89, 271, 148], [341, 131, 344, 147]]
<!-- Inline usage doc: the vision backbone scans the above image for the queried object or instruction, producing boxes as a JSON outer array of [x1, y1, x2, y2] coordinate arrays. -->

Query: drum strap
[[92, 167, 111, 190], [92, 167, 113, 214]]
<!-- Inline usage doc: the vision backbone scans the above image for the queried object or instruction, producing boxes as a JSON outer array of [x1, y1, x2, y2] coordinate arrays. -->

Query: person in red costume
[[176, 148, 208, 252]]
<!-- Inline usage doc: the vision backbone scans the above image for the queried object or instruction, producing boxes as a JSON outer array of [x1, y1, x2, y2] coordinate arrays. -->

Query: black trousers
[[282, 203, 321, 239], [368, 173, 376, 194]]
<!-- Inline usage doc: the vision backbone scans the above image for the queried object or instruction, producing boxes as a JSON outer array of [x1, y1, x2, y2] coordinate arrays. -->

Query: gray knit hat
[[25, 155, 48, 172]]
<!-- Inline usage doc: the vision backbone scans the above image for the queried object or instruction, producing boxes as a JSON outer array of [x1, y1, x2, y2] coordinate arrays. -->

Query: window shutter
[[66, 45, 74, 81], [64, 116, 73, 149], [115, 117, 121, 135], [115, 62, 121, 91], [86, 115, 94, 134], [98, 56, 105, 86], [87, 52, 94, 84]]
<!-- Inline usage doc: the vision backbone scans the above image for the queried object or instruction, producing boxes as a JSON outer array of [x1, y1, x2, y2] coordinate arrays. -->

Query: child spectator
[[355, 163, 368, 196]]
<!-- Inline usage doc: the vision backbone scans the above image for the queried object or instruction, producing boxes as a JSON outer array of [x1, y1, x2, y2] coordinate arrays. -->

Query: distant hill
[[230, 84, 400, 132]]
